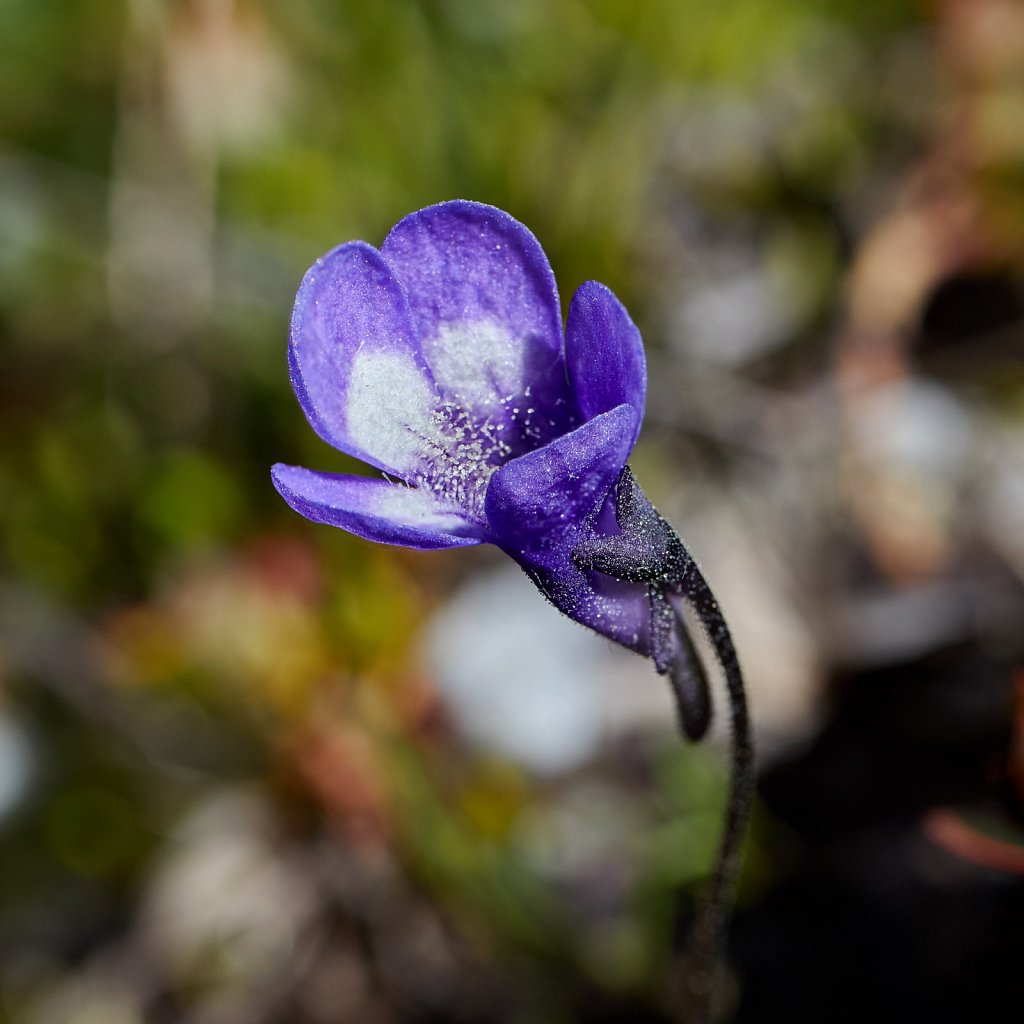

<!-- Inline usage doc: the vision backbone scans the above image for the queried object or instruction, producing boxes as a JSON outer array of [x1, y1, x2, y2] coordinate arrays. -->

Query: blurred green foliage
[[2, 1, 1023, 1022]]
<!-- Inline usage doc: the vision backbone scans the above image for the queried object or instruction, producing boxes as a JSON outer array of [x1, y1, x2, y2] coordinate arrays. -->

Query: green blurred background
[[2, 1, 1023, 1021]]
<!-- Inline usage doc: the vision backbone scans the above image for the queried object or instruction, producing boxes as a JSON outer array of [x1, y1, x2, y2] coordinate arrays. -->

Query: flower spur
[[272, 200, 752, 1022]]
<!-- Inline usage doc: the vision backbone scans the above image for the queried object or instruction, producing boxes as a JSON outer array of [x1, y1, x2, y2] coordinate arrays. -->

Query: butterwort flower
[[272, 201, 752, 1020], [272, 200, 730, 740]]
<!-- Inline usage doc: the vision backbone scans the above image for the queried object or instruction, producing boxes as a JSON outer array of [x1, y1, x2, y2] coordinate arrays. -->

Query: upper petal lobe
[[382, 201, 573, 448], [289, 241, 443, 481]]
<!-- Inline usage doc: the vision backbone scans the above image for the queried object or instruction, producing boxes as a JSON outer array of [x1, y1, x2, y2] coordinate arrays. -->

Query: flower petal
[[565, 281, 646, 445], [272, 464, 484, 549], [289, 241, 444, 480], [485, 403, 638, 553], [484, 404, 650, 652], [382, 200, 572, 445]]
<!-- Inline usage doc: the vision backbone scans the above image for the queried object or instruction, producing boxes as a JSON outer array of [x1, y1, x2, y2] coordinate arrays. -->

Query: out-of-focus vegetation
[[1, 1, 1023, 1021]]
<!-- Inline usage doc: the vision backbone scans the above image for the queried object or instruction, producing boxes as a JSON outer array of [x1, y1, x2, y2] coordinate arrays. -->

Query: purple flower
[[272, 200, 711, 736], [272, 204, 755, 1006]]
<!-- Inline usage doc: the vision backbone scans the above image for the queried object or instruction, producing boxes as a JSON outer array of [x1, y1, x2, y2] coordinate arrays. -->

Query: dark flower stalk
[[574, 465, 754, 1022], [672, 565, 753, 1023], [272, 200, 753, 1023]]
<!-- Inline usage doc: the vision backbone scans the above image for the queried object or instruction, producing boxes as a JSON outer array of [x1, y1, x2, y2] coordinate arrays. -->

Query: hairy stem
[[572, 466, 753, 1019], [672, 563, 754, 1024]]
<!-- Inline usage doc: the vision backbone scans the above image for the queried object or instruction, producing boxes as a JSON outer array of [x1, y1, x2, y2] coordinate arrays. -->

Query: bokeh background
[[2, 1, 1023, 1021]]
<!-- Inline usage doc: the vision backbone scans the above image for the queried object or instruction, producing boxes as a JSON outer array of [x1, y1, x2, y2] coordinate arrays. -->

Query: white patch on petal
[[344, 342, 520, 523], [424, 319, 525, 411], [345, 349, 444, 473], [422, 407, 512, 518], [372, 484, 472, 533]]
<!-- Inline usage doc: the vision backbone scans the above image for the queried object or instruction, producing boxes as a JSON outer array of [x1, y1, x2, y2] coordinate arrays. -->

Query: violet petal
[[484, 404, 650, 652], [272, 463, 484, 549], [565, 280, 646, 445], [289, 241, 442, 482], [382, 201, 572, 447]]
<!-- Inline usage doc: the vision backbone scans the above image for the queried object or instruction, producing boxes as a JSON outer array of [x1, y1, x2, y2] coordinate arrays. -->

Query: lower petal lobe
[[484, 404, 650, 652], [565, 281, 647, 447], [272, 464, 484, 550], [485, 404, 638, 557]]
